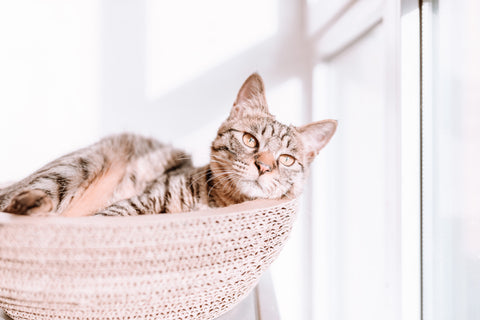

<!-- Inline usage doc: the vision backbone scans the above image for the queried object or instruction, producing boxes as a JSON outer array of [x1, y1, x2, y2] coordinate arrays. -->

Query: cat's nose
[[255, 152, 275, 174], [255, 160, 272, 174]]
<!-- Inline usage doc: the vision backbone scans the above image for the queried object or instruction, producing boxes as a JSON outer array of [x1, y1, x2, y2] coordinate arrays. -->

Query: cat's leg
[[94, 194, 159, 216], [0, 147, 109, 216], [95, 167, 195, 216], [0, 134, 192, 216], [0, 134, 132, 215], [95, 173, 174, 216]]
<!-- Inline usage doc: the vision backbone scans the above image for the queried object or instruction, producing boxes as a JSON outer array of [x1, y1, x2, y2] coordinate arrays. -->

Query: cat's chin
[[237, 179, 277, 200]]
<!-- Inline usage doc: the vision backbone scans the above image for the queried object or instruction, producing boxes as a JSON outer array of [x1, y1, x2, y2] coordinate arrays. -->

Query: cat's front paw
[[5, 190, 54, 215]]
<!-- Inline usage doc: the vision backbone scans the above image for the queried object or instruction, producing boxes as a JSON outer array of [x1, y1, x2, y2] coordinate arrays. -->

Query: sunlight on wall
[[173, 116, 225, 167], [0, 1, 100, 181], [146, 0, 278, 99], [307, 0, 350, 36], [267, 77, 304, 126]]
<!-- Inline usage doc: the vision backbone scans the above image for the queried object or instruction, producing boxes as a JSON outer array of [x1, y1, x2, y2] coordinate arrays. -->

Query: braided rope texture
[[0, 199, 297, 320]]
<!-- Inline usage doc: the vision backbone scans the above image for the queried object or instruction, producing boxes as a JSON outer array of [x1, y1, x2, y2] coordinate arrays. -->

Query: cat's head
[[210, 73, 337, 202]]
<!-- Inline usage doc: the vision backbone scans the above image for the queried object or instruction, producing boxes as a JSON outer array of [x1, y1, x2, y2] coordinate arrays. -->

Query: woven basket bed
[[0, 198, 297, 320]]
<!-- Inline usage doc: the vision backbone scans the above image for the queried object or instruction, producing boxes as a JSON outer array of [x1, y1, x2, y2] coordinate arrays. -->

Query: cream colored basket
[[0, 199, 297, 320]]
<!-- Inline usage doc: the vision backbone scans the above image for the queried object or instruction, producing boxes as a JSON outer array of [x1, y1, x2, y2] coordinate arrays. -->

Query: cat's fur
[[0, 73, 337, 217]]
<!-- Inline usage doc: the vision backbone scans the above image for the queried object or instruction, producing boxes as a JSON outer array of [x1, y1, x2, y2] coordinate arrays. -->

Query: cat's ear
[[229, 73, 269, 119], [297, 119, 337, 163]]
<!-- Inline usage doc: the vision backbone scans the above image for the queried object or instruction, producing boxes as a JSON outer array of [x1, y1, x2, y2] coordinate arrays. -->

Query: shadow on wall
[[99, 0, 318, 139]]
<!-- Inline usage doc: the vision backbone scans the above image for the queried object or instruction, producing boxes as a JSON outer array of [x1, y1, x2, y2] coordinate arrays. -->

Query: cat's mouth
[[213, 164, 279, 199], [237, 177, 275, 199]]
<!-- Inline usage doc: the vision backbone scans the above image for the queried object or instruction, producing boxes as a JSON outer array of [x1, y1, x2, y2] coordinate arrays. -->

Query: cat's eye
[[242, 133, 258, 148], [279, 154, 295, 166]]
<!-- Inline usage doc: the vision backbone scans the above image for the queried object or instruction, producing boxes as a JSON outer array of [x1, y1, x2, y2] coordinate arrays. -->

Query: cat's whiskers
[[208, 176, 233, 199], [208, 171, 237, 186], [209, 170, 240, 196], [208, 177, 235, 201], [186, 167, 214, 192], [185, 167, 237, 202]]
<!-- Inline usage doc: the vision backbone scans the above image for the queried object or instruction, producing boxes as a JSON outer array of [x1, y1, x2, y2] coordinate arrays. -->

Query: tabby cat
[[0, 73, 337, 217]]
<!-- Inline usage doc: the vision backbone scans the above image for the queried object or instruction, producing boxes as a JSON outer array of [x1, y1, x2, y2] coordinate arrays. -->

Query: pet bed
[[0, 198, 297, 320]]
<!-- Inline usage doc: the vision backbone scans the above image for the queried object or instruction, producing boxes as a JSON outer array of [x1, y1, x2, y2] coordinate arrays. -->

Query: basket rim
[[0, 198, 297, 227]]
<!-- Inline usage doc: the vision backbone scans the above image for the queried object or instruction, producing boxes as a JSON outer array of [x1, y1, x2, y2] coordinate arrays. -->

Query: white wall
[[0, 0, 101, 181]]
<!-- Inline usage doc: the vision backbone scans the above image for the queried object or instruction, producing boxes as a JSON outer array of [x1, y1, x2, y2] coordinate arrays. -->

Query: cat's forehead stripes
[[249, 121, 299, 152]]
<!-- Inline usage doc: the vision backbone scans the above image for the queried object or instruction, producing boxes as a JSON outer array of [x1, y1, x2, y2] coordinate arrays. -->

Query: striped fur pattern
[[0, 73, 337, 216]]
